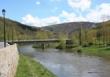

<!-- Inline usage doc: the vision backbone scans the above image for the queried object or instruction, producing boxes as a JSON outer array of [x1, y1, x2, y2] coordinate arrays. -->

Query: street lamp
[[2, 9, 6, 47]]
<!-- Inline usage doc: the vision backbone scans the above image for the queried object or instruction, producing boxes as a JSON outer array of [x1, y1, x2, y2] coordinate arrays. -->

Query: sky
[[0, 0, 110, 27]]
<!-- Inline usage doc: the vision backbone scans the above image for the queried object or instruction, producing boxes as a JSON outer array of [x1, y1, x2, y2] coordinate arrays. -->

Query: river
[[18, 44, 110, 77]]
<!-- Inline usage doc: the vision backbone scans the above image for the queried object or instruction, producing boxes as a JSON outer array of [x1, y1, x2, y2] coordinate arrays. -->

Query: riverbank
[[15, 54, 57, 77], [80, 46, 110, 59], [32, 44, 110, 59]]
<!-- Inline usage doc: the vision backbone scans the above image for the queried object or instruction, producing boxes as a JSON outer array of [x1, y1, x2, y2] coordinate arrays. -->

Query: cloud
[[21, 3, 110, 27], [65, 2, 110, 22], [36, 1, 40, 5], [86, 3, 110, 22], [22, 14, 60, 27], [68, 0, 91, 11], [42, 16, 60, 25], [22, 11, 87, 27], [60, 10, 87, 22], [22, 14, 41, 26]]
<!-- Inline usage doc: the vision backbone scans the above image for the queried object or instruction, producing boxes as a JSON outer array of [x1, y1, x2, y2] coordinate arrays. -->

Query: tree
[[36, 30, 49, 39], [57, 32, 68, 49]]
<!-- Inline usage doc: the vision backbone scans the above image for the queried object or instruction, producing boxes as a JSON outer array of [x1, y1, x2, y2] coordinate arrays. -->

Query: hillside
[[43, 22, 97, 34], [0, 16, 109, 41], [43, 21, 110, 45], [0, 17, 55, 40], [0, 17, 40, 40]]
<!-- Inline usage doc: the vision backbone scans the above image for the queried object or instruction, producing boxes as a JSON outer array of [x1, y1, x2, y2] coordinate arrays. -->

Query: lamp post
[[2, 9, 6, 47]]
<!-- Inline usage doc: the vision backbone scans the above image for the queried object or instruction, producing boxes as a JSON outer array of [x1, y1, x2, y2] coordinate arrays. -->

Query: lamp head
[[2, 9, 6, 15]]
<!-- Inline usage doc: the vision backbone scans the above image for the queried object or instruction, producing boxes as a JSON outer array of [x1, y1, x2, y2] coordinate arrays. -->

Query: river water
[[18, 44, 110, 77]]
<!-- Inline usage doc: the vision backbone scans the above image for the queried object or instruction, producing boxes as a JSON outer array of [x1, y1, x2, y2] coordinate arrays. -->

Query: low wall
[[0, 44, 19, 77]]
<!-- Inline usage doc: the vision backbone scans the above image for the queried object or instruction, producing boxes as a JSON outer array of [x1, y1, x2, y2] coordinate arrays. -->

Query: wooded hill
[[43, 21, 110, 46], [0, 17, 53, 41], [43, 22, 96, 34], [0, 16, 110, 46], [0, 17, 38, 40]]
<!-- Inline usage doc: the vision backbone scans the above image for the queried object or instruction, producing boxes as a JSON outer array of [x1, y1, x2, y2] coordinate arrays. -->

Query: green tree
[[36, 30, 49, 39], [57, 32, 68, 49]]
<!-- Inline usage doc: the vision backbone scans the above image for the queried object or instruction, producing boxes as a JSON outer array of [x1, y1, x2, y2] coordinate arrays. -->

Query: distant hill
[[0, 17, 55, 40], [0, 16, 109, 40], [43, 21, 110, 45], [43, 22, 97, 34], [0, 17, 41, 40]]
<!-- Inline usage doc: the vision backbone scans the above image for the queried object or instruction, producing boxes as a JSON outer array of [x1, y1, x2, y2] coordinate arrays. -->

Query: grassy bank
[[81, 46, 110, 59], [15, 54, 57, 77]]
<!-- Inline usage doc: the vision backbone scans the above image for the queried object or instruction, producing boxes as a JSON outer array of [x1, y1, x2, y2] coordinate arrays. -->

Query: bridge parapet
[[8, 39, 72, 45]]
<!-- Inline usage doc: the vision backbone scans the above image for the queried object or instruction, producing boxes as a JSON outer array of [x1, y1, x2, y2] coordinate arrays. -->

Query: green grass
[[15, 54, 57, 77], [81, 46, 110, 59]]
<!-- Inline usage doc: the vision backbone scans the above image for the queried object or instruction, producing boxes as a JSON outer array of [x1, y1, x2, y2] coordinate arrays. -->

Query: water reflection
[[18, 44, 110, 77]]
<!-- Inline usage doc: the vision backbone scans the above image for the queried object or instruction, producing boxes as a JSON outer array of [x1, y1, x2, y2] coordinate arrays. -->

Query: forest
[[0, 17, 110, 47]]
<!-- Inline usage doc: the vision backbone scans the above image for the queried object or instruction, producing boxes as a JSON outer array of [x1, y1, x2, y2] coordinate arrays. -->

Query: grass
[[15, 54, 57, 77], [81, 46, 110, 59]]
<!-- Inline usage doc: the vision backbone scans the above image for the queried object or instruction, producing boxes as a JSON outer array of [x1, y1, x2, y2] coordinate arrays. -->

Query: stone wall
[[0, 44, 19, 77]]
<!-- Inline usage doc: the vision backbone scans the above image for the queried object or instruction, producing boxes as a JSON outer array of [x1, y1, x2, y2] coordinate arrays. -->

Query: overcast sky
[[0, 0, 110, 27]]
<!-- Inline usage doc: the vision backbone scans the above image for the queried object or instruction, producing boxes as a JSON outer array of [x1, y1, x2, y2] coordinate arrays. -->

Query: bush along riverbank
[[15, 54, 57, 77], [32, 39, 110, 59], [79, 46, 110, 59]]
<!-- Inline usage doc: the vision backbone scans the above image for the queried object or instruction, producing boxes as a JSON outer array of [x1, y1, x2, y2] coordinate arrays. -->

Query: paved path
[[0, 42, 9, 48]]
